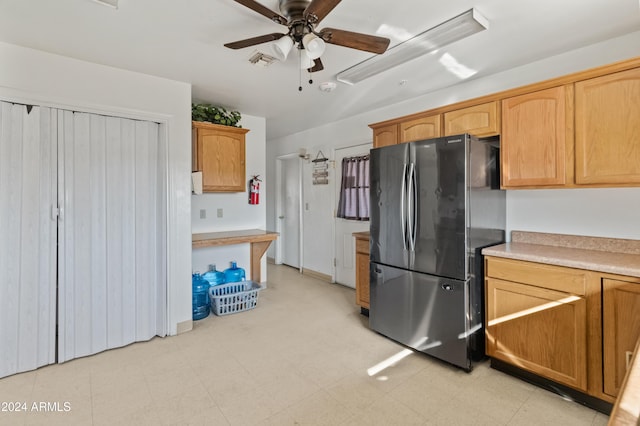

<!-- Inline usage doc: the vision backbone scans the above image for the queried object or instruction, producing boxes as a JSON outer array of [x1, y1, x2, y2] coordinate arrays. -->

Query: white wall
[[0, 41, 193, 335], [266, 133, 372, 276], [266, 31, 640, 276], [191, 114, 268, 281], [507, 188, 640, 240]]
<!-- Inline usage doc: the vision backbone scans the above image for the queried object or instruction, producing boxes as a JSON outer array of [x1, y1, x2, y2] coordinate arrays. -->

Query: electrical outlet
[[199, 209, 206, 219], [217, 208, 223, 218]]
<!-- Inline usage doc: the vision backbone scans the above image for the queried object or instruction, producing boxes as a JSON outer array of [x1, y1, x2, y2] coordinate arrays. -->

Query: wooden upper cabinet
[[369, 58, 640, 189], [575, 67, 640, 185], [372, 114, 442, 148], [372, 123, 398, 148], [192, 121, 249, 192], [500, 85, 573, 188], [444, 101, 500, 137], [602, 278, 640, 398], [399, 114, 441, 143]]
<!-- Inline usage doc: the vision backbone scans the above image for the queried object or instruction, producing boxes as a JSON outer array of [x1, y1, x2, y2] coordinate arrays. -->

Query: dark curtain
[[337, 155, 370, 220]]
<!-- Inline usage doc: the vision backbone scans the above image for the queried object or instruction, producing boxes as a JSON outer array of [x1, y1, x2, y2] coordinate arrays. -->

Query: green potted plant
[[192, 103, 242, 127]]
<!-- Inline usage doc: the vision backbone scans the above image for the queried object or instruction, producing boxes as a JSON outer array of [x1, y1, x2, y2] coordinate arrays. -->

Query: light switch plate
[[217, 208, 223, 218], [199, 209, 206, 219]]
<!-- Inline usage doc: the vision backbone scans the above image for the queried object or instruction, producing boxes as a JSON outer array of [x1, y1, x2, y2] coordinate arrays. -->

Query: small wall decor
[[312, 151, 329, 185]]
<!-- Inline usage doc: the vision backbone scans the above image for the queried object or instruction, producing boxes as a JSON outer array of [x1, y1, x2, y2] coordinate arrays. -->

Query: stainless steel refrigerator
[[369, 134, 505, 371]]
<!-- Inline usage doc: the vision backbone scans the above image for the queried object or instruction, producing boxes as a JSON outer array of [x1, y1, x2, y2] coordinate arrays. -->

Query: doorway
[[275, 154, 303, 271], [334, 143, 372, 288]]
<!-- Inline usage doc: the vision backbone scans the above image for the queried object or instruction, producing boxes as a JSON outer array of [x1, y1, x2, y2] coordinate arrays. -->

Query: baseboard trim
[[302, 268, 332, 282], [490, 358, 612, 415], [176, 319, 193, 334]]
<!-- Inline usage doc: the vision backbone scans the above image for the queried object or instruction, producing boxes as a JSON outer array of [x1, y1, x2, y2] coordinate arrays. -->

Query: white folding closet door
[[57, 111, 166, 363], [0, 102, 57, 378]]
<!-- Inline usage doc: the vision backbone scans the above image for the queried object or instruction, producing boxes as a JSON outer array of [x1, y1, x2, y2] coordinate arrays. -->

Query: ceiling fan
[[224, 0, 390, 78]]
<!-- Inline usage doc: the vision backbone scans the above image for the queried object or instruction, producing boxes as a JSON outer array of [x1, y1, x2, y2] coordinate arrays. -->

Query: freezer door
[[369, 262, 471, 371], [410, 137, 467, 279], [370, 143, 410, 268]]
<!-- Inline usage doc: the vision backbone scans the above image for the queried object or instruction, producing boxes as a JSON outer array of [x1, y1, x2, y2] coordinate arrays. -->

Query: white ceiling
[[1, 0, 639, 139]]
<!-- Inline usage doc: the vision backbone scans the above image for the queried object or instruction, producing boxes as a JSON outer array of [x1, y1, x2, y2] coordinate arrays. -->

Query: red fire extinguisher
[[249, 175, 261, 205]]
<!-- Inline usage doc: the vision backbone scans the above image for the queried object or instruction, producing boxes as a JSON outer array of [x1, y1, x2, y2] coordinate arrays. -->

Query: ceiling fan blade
[[319, 28, 390, 54], [304, 0, 341, 25], [224, 33, 285, 49], [308, 57, 324, 73], [233, 0, 288, 25]]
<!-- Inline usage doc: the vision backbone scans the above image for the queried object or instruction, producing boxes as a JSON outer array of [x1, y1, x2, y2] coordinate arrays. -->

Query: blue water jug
[[224, 261, 246, 283], [202, 264, 225, 286], [192, 272, 210, 320]]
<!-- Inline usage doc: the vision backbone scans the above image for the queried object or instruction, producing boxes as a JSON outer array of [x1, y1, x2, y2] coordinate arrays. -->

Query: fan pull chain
[[298, 49, 303, 92]]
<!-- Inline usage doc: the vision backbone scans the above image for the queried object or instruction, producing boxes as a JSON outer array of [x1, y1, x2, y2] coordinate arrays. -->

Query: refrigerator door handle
[[407, 162, 416, 251], [400, 163, 408, 250]]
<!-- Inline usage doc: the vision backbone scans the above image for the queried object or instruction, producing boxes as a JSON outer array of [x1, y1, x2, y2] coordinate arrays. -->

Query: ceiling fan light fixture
[[336, 8, 489, 85], [300, 50, 315, 69], [302, 33, 326, 59], [272, 35, 294, 61]]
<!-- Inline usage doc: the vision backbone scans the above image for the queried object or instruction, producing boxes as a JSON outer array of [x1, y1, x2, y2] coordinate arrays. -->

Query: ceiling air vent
[[248, 51, 277, 67]]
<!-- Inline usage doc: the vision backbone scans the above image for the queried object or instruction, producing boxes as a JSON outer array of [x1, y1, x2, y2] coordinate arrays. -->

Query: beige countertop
[[482, 231, 640, 278], [192, 229, 278, 249], [352, 231, 370, 240]]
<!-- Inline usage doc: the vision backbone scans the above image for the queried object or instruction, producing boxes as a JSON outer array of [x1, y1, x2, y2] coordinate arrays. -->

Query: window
[[337, 155, 370, 220]]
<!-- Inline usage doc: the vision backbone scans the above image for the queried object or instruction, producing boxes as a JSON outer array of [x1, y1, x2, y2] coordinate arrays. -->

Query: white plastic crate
[[208, 281, 262, 316]]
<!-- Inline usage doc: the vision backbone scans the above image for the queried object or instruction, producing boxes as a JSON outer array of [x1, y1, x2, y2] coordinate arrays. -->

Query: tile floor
[[0, 263, 609, 425]]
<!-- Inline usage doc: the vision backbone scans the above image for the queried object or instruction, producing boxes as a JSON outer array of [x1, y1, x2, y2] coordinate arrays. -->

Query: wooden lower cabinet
[[602, 278, 640, 397], [486, 276, 588, 391], [354, 235, 370, 309], [486, 255, 640, 405]]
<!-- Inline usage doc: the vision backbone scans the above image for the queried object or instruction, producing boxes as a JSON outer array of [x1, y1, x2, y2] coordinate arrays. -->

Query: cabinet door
[[195, 125, 246, 192], [501, 86, 573, 188], [575, 68, 640, 185], [444, 101, 500, 137], [486, 277, 587, 391], [373, 124, 398, 148], [603, 278, 640, 397], [355, 238, 370, 308], [399, 114, 441, 143]]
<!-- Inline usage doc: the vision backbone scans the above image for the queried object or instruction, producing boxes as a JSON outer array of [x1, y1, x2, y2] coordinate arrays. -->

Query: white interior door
[[57, 111, 166, 363], [334, 144, 371, 288], [279, 156, 301, 269], [0, 102, 57, 378]]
